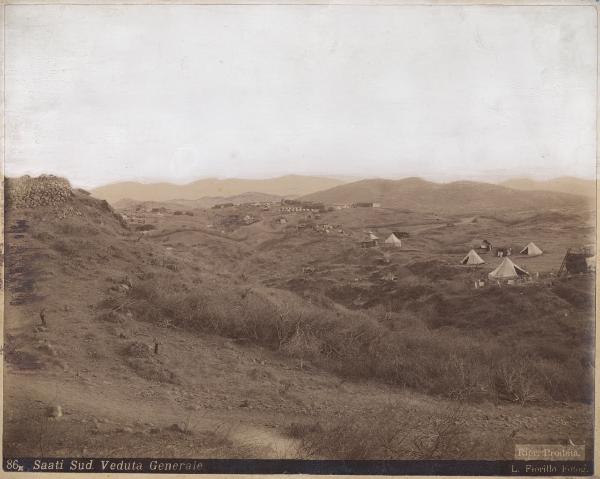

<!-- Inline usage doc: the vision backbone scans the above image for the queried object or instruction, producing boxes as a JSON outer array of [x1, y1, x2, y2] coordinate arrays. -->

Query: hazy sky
[[5, 5, 597, 188]]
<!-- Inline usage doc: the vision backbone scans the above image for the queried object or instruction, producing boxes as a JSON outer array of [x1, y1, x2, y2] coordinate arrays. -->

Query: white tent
[[520, 242, 543, 256], [368, 232, 380, 241], [488, 257, 529, 280], [461, 249, 485, 265], [384, 233, 402, 247]]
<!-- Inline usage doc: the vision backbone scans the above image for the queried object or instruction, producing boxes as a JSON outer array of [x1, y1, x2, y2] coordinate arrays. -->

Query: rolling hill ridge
[[299, 178, 590, 213], [500, 177, 595, 198], [92, 175, 346, 204]]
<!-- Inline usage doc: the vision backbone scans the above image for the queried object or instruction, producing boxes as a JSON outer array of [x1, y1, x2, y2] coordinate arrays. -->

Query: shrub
[[51, 239, 77, 256], [293, 403, 472, 459], [124, 341, 151, 358], [552, 283, 594, 310], [96, 274, 593, 404]]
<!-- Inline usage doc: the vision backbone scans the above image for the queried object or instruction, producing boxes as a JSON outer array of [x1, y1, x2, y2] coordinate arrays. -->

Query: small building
[[586, 256, 596, 272], [213, 202, 234, 209], [353, 202, 379, 208], [243, 215, 258, 225], [360, 240, 378, 248], [367, 232, 380, 244], [565, 253, 591, 274], [280, 206, 304, 213], [481, 240, 493, 251]]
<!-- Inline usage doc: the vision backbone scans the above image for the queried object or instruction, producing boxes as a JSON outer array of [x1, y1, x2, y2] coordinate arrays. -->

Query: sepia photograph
[[1, 1, 597, 476]]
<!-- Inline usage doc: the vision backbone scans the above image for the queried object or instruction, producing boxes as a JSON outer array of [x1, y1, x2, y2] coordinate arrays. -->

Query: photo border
[[0, 1, 597, 477]]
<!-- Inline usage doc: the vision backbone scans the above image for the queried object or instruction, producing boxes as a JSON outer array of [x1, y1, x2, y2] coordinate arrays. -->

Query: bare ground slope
[[3, 177, 594, 460]]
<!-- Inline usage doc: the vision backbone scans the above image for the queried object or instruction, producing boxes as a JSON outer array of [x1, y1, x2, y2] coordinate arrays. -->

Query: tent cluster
[[460, 241, 545, 282], [362, 231, 405, 248], [359, 229, 545, 283]]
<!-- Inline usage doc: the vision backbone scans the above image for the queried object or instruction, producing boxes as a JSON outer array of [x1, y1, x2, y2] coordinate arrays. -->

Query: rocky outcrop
[[6, 175, 74, 208]]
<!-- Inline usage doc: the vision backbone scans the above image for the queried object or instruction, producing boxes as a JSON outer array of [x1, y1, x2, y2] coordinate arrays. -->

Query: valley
[[3, 175, 595, 460]]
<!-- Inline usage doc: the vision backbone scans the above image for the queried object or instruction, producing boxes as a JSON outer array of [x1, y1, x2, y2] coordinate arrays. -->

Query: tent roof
[[385, 234, 402, 244], [520, 242, 543, 256], [368, 232, 379, 240], [461, 249, 485, 265], [488, 257, 529, 280]]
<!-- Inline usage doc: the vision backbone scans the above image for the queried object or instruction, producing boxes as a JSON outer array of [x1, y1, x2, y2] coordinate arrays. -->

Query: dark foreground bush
[[552, 282, 594, 310], [288, 402, 512, 459]]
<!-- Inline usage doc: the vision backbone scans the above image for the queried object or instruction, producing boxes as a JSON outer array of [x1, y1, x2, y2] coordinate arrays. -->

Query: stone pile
[[6, 175, 73, 208]]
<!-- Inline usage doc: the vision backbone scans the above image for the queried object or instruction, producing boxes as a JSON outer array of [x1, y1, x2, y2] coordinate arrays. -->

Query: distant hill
[[501, 177, 595, 198], [92, 175, 345, 204], [300, 177, 590, 213], [114, 192, 284, 211]]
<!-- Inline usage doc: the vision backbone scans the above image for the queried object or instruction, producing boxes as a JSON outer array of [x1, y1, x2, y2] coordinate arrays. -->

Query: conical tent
[[520, 242, 543, 256], [461, 249, 485, 265], [488, 257, 529, 280], [384, 234, 402, 247], [368, 232, 379, 241]]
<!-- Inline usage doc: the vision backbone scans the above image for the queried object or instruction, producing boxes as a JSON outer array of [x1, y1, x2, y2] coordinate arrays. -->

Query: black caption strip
[[3, 459, 594, 476]]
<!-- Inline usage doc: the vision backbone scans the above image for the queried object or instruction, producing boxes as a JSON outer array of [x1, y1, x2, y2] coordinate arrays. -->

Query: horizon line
[[6, 171, 596, 190]]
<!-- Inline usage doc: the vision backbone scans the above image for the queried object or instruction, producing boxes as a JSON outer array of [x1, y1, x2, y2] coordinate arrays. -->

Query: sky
[[5, 5, 598, 189]]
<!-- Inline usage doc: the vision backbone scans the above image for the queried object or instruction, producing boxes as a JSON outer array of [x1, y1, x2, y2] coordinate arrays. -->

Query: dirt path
[[5, 370, 302, 458]]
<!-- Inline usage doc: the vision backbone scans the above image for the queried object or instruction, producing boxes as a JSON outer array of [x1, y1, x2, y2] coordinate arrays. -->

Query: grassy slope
[[3, 185, 595, 460]]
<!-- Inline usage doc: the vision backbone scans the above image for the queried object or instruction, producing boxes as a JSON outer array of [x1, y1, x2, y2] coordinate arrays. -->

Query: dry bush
[[51, 239, 78, 256], [293, 402, 472, 460], [124, 341, 152, 358], [531, 357, 593, 403], [56, 221, 99, 237], [126, 357, 180, 384], [552, 282, 594, 310], [32, 231, 55, 242], [100, 273, 593, 404], [5, 349, 44, 370], [492, 357, 542, 405]]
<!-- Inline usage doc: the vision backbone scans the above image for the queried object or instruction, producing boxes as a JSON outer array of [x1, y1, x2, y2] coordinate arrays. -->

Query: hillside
[[92, 175, 345, 204], [114, 192, 283, 211], [4, 175, 594, 462], [299, 178, 590, 213], [501, 177, 595, 198]]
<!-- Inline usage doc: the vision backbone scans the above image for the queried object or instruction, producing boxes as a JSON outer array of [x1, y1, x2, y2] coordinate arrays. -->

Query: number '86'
[[5, 459, 21, 471]]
